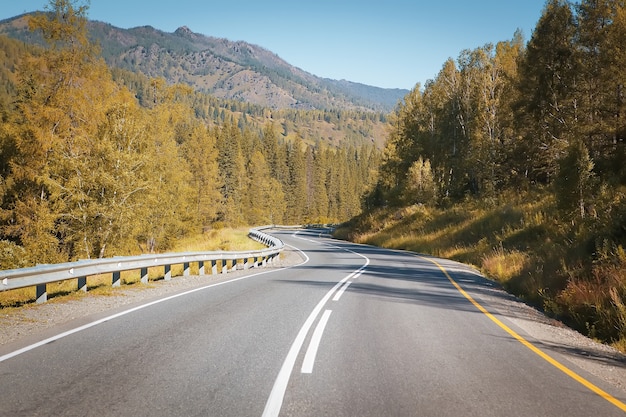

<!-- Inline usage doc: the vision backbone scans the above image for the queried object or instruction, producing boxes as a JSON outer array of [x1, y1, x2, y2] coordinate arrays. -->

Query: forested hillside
[[340, 0, 626, 350], [0, 1, 381, 268], [0, 13, 408, 112]]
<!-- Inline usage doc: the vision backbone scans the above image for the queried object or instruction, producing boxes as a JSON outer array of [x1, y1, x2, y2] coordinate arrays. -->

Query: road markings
[[333, 281, 352, 301], [0, 242, 310, 364], [301, 309, 333, 374], [421, 255, 626, 413], [262, 274, 350, 417], [333, 270, 363, 302], [263, 234, 370, 417]]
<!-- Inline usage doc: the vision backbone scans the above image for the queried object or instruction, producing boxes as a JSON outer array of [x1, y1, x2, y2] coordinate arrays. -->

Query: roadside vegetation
[[338, 0, 626, 352], [336, 191, 626, 353], [2, 0, 625, 354], [0, 1, 380, 270]]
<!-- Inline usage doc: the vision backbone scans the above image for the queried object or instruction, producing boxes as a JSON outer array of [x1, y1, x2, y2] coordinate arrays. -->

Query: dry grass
[[172, 228, 264, 252], [337, 190, 626, 352], [555, 255, 626, 344], [481, 246, 530, 282]]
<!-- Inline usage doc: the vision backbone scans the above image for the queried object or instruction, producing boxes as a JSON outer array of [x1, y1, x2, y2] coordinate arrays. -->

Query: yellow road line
[[421, 256, 626, 413]]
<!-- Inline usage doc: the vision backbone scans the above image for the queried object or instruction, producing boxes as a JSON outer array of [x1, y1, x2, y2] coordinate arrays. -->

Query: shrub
[[0, 240, 29, 270]]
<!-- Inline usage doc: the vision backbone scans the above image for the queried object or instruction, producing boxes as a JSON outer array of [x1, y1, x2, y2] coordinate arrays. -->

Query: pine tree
[[284, 138, 307, 224], [604, 2, 626, 182], [555, 139, 595, 219], [243, 150, 285, 225], [515, 0, 578, 184], [261, 123, 288, 185], [576, 0, 626, 180], [216, 122, 245, 225], [312, 146, 330, 223]]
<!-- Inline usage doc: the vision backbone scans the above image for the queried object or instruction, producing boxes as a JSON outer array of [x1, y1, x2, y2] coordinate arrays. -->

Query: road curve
[[0, 228, 625, 416]]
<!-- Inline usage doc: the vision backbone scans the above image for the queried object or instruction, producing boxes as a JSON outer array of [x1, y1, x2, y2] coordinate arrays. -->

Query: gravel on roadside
[[1, 246, 624, 401], [0, 248, 304, 347]]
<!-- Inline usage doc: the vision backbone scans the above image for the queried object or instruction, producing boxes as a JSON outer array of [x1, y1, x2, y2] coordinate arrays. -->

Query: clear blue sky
[[2, 0, 547, 90]]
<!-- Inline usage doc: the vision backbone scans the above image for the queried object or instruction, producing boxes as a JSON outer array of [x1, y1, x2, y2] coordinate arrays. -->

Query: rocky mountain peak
[[174, 26, 194, 37]]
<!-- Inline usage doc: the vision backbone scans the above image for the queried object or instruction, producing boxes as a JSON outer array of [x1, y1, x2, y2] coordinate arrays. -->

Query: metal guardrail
[[0, 227, 284, 303]]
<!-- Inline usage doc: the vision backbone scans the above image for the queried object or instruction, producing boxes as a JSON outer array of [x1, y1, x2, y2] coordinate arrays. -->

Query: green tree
[[575, 0, 615, 162], [284, 138, 307, 223], [576, 0, 626, 181], [216, 122, 245, 225], [604, 2, 626, 182], [243, 150, 285, 225], [375, 89, 425, 204], [311, 146, 330, 222], [261, 123, 288, 185], [515, 0, 578, 184], [555, 139, 595, 219], [423, 59, 464, 198], [455, 41, 520, 196]]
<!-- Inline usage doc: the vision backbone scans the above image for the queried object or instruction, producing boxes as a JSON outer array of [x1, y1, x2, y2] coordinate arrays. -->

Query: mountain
[[0, 13, 408, 112]]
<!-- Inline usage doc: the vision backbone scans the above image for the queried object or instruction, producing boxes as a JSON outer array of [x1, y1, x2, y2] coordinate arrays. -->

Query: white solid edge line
[[301, 309, 333, 374], [0, 242, 310, 364]]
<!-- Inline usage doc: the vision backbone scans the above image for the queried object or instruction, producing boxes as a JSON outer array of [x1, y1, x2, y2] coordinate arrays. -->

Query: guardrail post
[[36, 284, 47, 303], [0, 228, 283, 301], [112, 271, 121, 287], [78, 277, 87, 292]]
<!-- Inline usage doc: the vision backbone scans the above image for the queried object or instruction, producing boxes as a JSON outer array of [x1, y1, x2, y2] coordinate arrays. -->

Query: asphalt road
[[1, 228, 625, 416]]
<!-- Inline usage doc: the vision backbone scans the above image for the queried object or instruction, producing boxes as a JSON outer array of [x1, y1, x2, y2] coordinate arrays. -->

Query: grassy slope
[[335, 190, 626, 352]]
